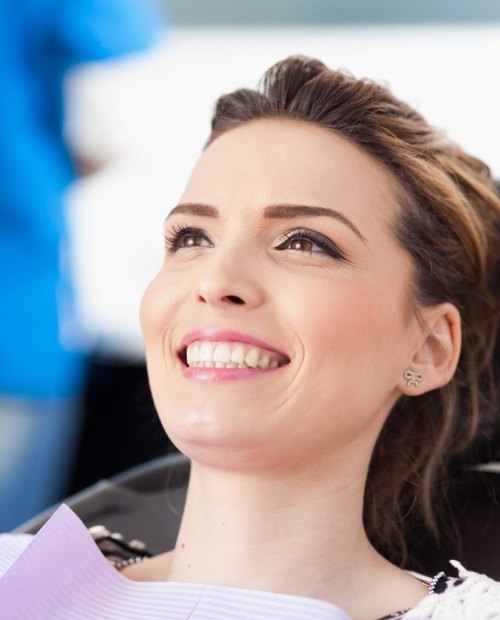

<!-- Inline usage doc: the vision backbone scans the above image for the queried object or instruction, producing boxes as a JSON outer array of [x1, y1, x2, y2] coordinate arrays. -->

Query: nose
[[194, 248, 265, 310]]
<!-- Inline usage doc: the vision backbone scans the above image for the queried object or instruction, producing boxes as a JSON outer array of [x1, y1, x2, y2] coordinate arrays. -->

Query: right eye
[[164, 225, 213, 252]]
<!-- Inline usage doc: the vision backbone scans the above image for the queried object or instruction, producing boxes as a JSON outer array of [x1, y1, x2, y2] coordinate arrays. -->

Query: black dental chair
[[15, 451, 190, 556]]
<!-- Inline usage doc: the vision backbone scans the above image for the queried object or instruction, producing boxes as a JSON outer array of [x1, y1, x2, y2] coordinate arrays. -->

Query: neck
[[165, 450, 385, 607]]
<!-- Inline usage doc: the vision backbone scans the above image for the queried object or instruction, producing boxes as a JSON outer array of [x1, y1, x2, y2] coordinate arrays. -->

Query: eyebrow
[[167, 202, 366, 243], [168, 203, 219, 218], [264, 204, 366, 242]]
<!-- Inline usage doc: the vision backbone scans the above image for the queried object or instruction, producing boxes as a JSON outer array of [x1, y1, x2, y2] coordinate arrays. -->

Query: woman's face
[[141, 119, 422, 472]]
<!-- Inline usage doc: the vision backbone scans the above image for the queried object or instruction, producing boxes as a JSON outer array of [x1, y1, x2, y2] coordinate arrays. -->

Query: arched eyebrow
[[168, 203, 218, 219], [263, 204, 366, 243], [167, 202, 366, 243]]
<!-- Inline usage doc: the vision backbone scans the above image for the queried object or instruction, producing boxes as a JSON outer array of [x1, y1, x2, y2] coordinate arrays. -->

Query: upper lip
[[178, 328, 290, 362]]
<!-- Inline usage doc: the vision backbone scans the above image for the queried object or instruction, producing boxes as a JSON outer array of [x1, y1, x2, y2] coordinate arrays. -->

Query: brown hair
[[207, 56, 500, 566]]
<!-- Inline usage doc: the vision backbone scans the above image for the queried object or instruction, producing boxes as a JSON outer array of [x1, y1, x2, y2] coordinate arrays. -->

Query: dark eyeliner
[[275, 229, 348, 261], [164, 224, 211, 253]]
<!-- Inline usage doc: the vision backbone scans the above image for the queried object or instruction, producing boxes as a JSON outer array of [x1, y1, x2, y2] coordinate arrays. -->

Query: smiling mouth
[[179, 340, 290, 370]]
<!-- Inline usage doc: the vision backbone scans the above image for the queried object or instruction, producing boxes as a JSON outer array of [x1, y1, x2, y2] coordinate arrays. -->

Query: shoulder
[[405, 561, 500, 619], [0, 533, 34, 577]]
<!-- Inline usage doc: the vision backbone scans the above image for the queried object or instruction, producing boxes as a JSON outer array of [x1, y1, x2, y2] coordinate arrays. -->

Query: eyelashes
[[164, 223, 348, 262], [164, 223, 213, 252]]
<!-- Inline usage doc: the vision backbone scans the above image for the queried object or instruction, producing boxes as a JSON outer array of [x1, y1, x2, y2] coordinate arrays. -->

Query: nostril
[[224, 295, 245, 305]]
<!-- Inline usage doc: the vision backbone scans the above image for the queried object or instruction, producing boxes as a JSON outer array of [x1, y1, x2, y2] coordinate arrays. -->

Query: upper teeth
[[185, 341, 283, 369]]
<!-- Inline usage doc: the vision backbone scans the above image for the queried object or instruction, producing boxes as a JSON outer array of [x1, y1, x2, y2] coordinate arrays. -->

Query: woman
[[1, 56, 499, 619]]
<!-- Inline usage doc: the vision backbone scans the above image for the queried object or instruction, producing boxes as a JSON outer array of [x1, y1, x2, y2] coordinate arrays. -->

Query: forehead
[[181, 119, 402, 229]]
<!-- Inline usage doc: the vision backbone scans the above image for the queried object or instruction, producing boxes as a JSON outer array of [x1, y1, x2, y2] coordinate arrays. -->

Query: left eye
[[164, 225, 213, 253], [275, 230, 347, 261], [177, 233, 210, 248]]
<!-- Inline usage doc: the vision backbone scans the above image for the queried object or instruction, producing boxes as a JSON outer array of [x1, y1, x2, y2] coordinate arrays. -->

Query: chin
[[160, 409, 271, 467]]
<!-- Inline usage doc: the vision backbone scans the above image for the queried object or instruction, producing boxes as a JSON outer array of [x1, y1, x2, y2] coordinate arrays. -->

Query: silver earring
[[404, 368, 422, 388]]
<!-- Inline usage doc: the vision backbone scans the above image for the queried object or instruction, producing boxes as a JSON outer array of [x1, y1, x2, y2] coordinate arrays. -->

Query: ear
[[400, 303, 461, 396]]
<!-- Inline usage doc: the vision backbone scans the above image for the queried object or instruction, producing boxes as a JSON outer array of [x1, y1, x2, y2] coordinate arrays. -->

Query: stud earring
[[404, 368, 423, 388]]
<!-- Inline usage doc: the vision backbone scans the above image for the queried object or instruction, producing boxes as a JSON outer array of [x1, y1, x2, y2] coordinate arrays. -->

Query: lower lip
[[181, 365, 283, 381]]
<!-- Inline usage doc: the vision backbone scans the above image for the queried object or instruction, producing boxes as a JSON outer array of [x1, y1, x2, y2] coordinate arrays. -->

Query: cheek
[[140, 273, 185, 403], [291, 277, 409, 389], [140, 272, 183, 341], [278, 282, 409, 449], [139, 278, 160, 340]]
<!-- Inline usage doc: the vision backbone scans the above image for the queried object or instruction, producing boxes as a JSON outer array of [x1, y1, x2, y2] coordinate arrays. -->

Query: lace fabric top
[[1, 504, 499, 619]]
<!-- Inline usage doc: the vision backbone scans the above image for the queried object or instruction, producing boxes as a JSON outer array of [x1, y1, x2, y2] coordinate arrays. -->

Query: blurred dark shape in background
[[69, 359, 173, 493]]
